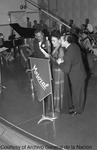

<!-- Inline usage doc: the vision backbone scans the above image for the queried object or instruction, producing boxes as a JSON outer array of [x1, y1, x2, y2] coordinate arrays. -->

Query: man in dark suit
[[57, 34, 87, 114]]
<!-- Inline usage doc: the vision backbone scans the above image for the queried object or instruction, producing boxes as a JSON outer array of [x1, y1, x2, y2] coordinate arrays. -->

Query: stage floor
[[0, 57, 97, 150]]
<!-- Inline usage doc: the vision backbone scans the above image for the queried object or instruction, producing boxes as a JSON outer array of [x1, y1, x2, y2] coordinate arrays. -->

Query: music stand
[[29, 57, 58, 124], [0, 47, 7, 93], [26, 68, 57, 124], [38, 98, 54, 124]]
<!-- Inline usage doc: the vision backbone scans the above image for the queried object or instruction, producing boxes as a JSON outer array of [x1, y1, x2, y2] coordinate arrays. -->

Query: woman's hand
[[44, 53, 50, 58], [57, 58, 64, 64]]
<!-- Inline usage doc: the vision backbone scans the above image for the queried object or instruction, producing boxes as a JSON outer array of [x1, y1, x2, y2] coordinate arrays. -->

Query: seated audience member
[[38, 19, 48, 30], [59, 19, 68, 34], [84, 18, 94, 34], [68, 19, 74, 28], [50, 21, 59, 32], [68, 19, 80, 34], [80, 24, 86, 32], [38, 20, 49, 37], [78, 31, 94, 73], [27, 17, 32, 28], [79, 31, 92, 54], [32, 20, 39, 29], [60, 24, 67, 35]]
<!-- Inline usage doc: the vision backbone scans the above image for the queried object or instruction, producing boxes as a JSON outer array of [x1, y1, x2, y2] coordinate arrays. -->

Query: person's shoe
[[69, 111, 75, 114], [72, 111, 82, 116], [72, 112, 77, 115]]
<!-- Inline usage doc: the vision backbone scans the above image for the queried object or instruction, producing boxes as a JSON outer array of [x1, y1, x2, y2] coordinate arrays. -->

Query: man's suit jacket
[[59, 43, 87, 87], [32, 38, 46, 59], [32, 37, 50, 59]]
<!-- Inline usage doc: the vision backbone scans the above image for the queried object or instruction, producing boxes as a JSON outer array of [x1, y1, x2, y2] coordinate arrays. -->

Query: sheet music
[[0, 47, 8, 53], [39, 41, 49, 58]]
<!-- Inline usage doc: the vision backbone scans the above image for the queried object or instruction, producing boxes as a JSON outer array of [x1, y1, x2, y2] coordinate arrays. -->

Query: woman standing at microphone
[[48, 30, 72, 114]]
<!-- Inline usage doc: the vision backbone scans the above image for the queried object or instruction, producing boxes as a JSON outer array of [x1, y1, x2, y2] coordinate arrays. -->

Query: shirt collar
[[65, 43, 71, 49]]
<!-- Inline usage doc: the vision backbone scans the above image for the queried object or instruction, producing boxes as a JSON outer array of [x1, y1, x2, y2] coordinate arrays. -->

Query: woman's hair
[[51, 30, 61, 39]]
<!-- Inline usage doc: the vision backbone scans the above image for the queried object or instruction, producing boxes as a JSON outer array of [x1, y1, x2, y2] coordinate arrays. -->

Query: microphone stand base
[[38, 115, 54, 124]]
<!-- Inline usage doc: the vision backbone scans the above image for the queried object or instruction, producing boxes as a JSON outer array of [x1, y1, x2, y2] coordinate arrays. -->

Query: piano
[[3, 23, 36, 48], [10, 23, 36, 38]]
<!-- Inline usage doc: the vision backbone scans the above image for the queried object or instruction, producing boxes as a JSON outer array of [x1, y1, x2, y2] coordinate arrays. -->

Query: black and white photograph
[[0, 0, 97, 149]]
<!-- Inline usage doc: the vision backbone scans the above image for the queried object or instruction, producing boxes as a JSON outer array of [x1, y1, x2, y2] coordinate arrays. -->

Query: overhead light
[[20, 4, 27, 9], [20, 4, 23, 9]]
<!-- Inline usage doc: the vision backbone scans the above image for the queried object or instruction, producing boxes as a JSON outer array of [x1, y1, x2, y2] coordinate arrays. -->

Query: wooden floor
[[0, 57, 97, 150]]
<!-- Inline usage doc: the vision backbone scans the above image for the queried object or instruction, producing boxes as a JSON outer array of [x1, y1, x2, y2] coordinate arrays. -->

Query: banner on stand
[[29, 57, 52, 101]]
